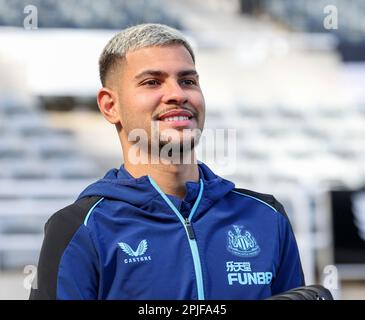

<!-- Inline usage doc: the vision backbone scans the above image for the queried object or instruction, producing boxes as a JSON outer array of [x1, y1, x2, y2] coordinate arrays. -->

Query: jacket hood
[[78, 162, 235, 210]]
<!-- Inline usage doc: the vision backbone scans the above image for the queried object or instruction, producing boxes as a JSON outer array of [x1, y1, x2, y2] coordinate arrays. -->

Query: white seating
[[0, 178, 94, 199]]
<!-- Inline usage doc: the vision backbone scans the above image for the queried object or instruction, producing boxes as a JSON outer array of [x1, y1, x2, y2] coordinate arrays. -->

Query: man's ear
[[97, 87, 120, 125]]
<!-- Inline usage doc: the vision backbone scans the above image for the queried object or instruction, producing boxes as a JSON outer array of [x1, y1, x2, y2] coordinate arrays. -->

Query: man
[[30, 23, 304, 300]]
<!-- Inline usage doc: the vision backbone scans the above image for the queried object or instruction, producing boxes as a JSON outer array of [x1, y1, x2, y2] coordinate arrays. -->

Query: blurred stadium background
[[0, 0, 365, 299]]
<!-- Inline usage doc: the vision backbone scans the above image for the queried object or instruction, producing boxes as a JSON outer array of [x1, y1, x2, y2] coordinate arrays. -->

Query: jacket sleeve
[[271, 211, 305, 295], [56, 224, 99, 299], [29, 198, 101, 300]]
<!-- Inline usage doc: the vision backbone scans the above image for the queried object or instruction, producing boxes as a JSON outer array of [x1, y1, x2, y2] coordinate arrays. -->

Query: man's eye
[[181, 79, 197, 86], [143, 79, 160, 86]]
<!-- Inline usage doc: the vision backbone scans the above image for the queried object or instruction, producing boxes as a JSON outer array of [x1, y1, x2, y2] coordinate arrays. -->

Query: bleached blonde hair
[[99, 23, 195, 86]]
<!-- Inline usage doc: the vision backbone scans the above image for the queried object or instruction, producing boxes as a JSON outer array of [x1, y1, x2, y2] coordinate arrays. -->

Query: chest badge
[[227, 225, 260, 257], [118, 240, 152, 264], [118, 239, 148, 257]]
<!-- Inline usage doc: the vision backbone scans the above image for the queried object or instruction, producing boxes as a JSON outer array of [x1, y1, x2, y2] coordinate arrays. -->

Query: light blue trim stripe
[[187, 179, 204, 300], [188, 236, 204, 300], [83, 197, 104, 226], [188, 179, 204, 221], [148, 175, 205, 300], [231, 190, 277, 212], [147, 176, 185, 224]]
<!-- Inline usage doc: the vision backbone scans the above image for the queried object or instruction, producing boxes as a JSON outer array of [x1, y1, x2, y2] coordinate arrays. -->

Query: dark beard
[[159, 138, 196, 154], [158, 137, 198, 164]]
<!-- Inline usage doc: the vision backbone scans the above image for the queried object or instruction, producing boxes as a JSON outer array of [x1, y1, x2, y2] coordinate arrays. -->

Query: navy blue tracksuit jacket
[[30, 162, 304, 299]]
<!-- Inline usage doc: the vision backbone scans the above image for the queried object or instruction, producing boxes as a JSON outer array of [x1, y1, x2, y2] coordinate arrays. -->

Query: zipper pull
[[185, 218, 195, 240]]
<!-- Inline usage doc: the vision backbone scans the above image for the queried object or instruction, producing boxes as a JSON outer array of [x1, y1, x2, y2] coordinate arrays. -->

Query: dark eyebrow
[[134, 69, 198, 80], [177, 70, 199, 78], [134, 70, 166, 80]]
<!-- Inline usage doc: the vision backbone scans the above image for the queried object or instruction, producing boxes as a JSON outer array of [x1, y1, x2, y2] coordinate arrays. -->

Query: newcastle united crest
[[227, 225, 260, 257]]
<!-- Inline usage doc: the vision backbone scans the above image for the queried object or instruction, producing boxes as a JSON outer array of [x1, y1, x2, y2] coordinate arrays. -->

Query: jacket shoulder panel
[[29, 196, 102, 300], [232, 188, 288, 218]]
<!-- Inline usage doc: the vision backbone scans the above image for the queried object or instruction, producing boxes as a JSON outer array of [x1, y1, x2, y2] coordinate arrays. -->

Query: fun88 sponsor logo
[[226, 261, 272, 285]]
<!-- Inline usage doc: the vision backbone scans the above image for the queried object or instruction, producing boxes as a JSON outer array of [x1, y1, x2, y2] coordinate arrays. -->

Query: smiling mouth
[[157, 116, 194, 129], [157, 109, 194, 121], [159, 115, 192, 122]]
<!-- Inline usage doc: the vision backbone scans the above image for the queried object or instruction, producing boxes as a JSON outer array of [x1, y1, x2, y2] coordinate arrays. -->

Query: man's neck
[[124, 161, 199, 199]]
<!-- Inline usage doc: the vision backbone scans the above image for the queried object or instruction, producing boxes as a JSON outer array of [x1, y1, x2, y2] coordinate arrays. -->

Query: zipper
[[148, 176, 205, 300], [183, 216, 205, 300], [184, 218, 195, 240]]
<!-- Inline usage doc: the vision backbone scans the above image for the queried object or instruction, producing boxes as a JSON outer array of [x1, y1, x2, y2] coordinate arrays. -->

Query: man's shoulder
[[30, 196, 103, 300], [231, 187, 288, 218], [46, 196, 103, 232]]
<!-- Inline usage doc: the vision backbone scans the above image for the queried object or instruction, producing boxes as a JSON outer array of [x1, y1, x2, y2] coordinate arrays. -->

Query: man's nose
[[162, 81, 188, 105]]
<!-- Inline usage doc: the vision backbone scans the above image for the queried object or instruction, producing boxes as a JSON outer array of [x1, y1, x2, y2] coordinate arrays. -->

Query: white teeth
[[161, 116, 189, 122]]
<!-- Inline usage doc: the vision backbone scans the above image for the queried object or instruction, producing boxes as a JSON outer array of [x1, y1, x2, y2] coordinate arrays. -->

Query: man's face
[[115, 44, 205, 156]]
